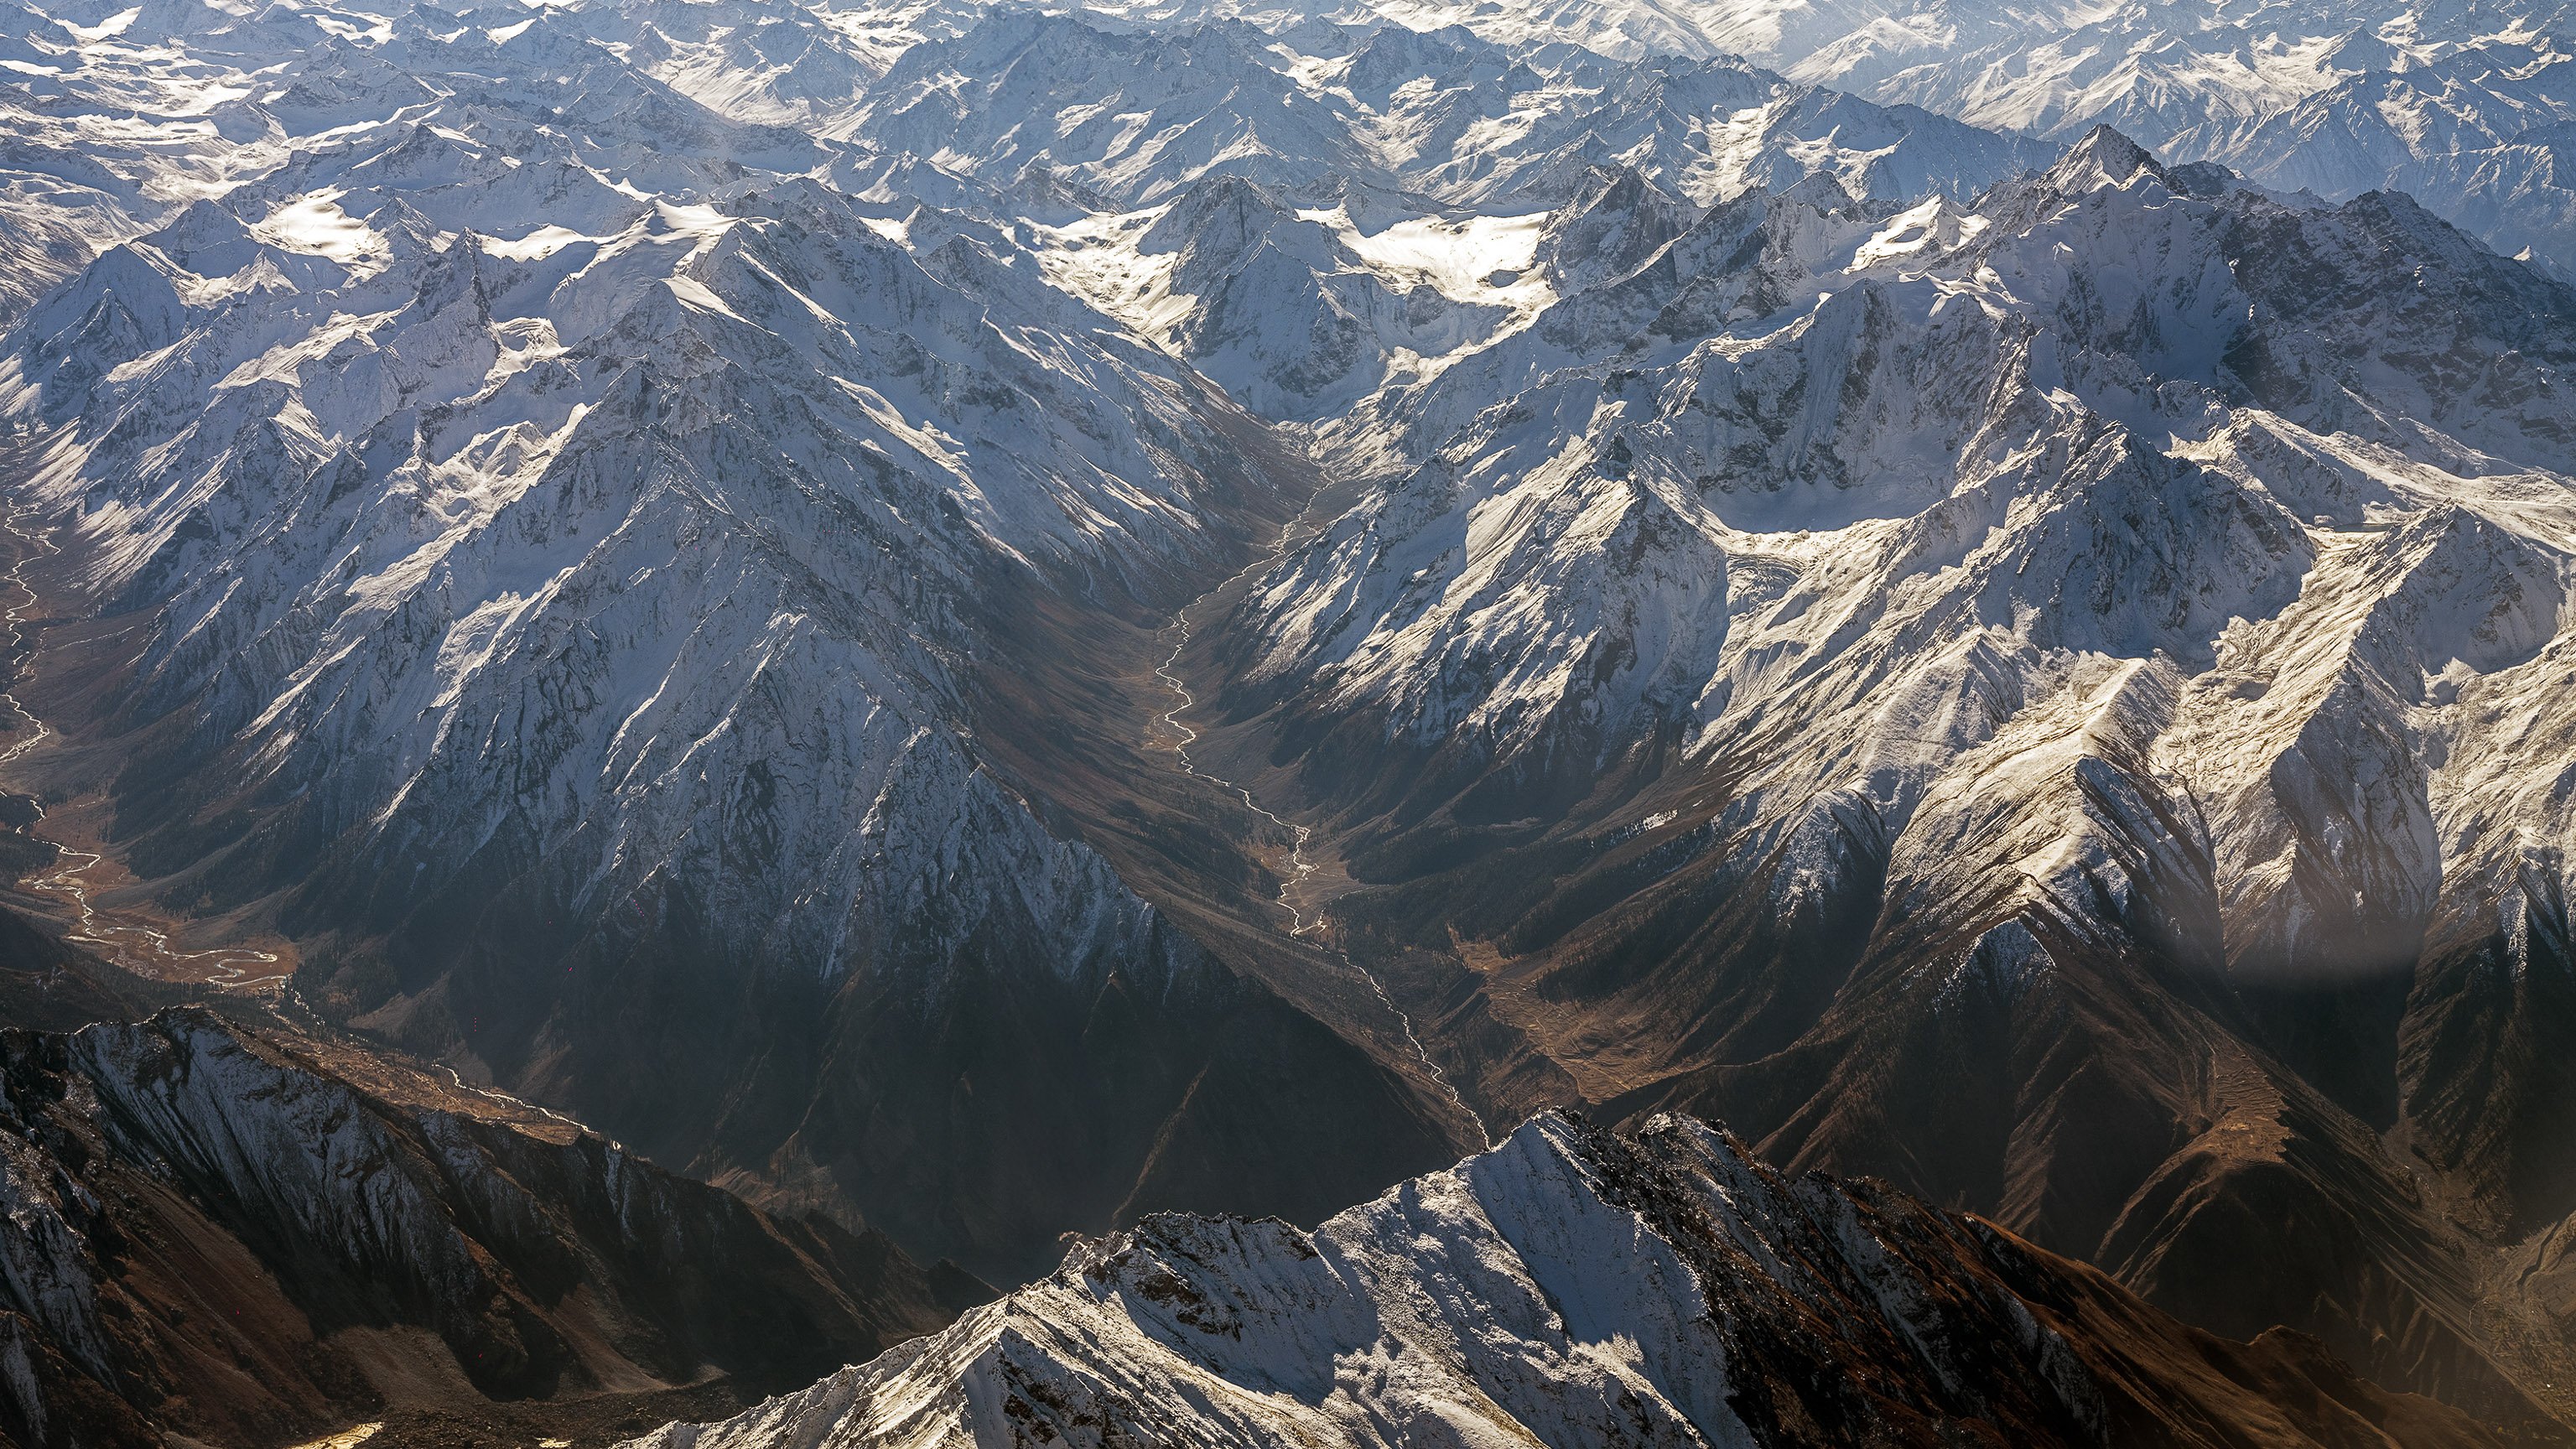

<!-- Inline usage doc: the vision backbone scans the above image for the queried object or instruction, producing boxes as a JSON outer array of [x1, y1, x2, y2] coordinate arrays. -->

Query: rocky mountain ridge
[[0, 995, 974, 1449], [627, 1111, 2532, 1448]]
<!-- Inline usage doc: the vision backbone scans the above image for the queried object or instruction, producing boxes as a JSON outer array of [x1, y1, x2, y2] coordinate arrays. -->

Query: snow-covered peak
[[1209, 112, 2575, 1114], [2169, 37, 2576, 274], [626, 1109, 2506, 1447]]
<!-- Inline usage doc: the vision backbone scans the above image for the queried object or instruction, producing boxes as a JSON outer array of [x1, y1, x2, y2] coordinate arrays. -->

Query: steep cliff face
[[0, 1005, 970, 1449], [626, 1112, 2527, 1449]]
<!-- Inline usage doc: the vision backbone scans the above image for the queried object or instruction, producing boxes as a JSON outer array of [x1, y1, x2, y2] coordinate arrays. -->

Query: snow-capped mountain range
[[629, 1112, 2530, 1447], [1038, 0, 2575, 273], [0, 0, 1509, 1286], [4, 0, 2576, 1436], [2175, 38, 2576, 274], [1184, 124, 2576, 1415], [0, 0, 2101, 1289]]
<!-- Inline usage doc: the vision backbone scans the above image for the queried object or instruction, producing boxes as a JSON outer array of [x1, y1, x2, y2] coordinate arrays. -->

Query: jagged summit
[[628, 1111, 2516, 1448]]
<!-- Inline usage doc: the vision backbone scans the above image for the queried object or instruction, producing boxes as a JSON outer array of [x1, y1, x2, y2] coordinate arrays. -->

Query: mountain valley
[[2, 0, 2573, 1439]]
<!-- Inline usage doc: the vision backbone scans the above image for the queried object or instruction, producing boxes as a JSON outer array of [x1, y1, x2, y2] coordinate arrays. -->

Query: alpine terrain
[[0, 921, 981, 1449], [632, 1112, 2526, 1448], [0, 0, 2570, 1440]]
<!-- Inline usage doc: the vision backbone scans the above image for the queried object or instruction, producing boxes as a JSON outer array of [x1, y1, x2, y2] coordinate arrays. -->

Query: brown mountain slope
[[0, 998, 981, 1449]]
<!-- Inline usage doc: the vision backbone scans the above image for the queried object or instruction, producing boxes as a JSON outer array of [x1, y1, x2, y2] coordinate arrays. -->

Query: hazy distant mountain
[[2172, 39, 2576, 275]]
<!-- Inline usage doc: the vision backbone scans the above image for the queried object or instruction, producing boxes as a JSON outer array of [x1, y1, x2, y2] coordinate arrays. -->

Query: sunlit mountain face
[[2, 0, 2572, 1443]]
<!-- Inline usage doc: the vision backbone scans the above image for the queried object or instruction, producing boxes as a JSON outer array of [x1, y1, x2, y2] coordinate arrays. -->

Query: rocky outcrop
[[0, 1006, 972, 1449]]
